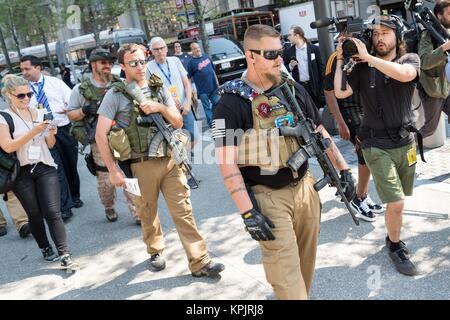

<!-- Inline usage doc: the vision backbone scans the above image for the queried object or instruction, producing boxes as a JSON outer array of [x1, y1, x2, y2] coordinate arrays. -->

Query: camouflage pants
[[91, 143, 137, 218]]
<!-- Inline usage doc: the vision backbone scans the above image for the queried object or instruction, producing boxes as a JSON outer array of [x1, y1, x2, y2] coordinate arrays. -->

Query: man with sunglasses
[[213, 24, 354, 299], [96, 43, 224, 278], [334, 16, 421, 276], [67, 48, 137, 223], [20, 55, 81, 220]]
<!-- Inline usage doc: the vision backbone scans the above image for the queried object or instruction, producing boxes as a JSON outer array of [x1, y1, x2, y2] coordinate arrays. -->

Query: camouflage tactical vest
[[219, 79, 301, 174], [70, 75, 120, 146]]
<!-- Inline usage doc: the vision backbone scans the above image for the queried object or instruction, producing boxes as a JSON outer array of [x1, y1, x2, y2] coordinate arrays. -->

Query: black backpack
[[0, 111, 20, 194]]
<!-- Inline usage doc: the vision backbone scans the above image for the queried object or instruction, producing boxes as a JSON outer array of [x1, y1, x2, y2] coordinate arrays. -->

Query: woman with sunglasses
[[0, 75, 78, 272]]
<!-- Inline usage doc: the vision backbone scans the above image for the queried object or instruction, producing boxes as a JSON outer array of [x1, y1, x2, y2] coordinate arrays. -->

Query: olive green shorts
[[362, 143, 416, 204]]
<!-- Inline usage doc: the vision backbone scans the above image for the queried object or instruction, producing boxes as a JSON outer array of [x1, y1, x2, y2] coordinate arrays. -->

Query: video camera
[[405, 0, 450, 48], [310, 16, 372, 59]]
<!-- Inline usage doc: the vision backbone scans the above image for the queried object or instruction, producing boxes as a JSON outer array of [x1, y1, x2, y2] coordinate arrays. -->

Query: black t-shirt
[[213, 82, 321, 189], [347, 53, 420, 149], [323, 52, 361, 109]]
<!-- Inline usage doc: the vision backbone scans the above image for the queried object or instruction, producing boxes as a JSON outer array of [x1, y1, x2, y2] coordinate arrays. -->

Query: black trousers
[[12, 163, 69, 255], [51, 123, 81, 204]]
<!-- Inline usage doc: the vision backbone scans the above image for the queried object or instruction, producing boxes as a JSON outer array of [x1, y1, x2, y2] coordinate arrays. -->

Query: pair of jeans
[[12, 162, 69, 255], [199, 91, 220, 127]]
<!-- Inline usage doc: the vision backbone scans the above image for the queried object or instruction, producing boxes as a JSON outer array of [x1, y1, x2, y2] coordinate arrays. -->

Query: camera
[[310, 16, 372, 59], [339, 18, 372, 58]]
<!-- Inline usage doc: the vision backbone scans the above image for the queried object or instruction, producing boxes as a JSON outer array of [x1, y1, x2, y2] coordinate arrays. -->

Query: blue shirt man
[[186, 42, 220, 127]]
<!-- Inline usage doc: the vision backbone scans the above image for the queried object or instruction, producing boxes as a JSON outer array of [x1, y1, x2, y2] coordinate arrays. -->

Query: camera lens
[[342, 39, 358, 58]]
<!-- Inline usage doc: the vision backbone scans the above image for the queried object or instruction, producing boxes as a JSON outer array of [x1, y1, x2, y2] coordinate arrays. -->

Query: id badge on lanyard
[[28, 145, 42, 161], [168, 85, 180, 103]]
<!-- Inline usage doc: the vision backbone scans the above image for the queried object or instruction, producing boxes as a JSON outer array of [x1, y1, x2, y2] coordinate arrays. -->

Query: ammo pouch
[[108, 128, 131, 161], [70, 120, 89, 146]]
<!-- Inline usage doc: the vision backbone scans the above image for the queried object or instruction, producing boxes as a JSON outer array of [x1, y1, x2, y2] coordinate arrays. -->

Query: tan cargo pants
[[130, 156, 210, 273], [91, 143, 137, 218], [0, 191, 29, 231], [252, 172, 321, 300]]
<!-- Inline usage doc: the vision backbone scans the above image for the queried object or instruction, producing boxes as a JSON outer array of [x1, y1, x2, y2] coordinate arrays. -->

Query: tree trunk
[[0, 26, 13, 73], [37, 15, 55, 76], [192, 0, 209, 54], [136, 0, 151, 40], [8, 6, 22, 59], [88, 6, 101, 47]]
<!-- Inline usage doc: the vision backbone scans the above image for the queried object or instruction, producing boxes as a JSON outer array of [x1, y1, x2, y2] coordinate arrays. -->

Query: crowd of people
[[1, 0, 450, 299]]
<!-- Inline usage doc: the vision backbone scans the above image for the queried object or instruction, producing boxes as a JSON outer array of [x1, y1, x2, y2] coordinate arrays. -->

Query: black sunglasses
[[249, 48, 284, 60], [12, 92, 33, 100]]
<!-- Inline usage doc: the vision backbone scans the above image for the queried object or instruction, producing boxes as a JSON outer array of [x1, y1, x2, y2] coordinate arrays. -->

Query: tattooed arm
[[316, 124, 349, 171], [216, 145, 253, 214]]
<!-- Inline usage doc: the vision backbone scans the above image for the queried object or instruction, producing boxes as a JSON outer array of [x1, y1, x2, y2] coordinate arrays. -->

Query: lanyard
[[156, 61, 171, 85], [10, 108, 37, 142], [30, 76, 45, 96]]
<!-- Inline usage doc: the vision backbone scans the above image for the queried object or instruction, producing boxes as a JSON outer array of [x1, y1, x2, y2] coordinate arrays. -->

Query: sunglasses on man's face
[[125, 60, 146, 68], [12, 92, 33, 100], [249, 48, 284, 60]]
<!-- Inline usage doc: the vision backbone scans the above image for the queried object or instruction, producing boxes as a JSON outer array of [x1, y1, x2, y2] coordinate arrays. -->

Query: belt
[[129, 156, 151, 164], [300, 81, 310, 85]]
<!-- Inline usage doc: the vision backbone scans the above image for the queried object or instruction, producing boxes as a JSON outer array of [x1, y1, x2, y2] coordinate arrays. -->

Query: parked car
[[168, 35, 247, 84]]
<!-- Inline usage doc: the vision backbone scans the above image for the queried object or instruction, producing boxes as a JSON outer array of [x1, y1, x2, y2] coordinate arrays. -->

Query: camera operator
[[417, 0, 450, 138], [334, 15, 421, 276]]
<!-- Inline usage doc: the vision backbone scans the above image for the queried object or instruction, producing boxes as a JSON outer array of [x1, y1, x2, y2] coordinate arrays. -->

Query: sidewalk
[[0, 116, 448, 300]]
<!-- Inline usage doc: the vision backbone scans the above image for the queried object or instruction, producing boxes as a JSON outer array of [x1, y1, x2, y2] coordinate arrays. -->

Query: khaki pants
[[0, 191, 29, 231], [252, 172, 321, 300], [91, 143, 137, 218], [131, 157, 210, 273]]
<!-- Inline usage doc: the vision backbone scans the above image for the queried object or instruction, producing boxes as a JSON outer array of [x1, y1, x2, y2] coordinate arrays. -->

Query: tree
[[68, 0, 132, 47]]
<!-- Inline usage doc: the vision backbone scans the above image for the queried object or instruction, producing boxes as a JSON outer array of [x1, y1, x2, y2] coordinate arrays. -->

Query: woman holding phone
[[0, 75, 78, 272]]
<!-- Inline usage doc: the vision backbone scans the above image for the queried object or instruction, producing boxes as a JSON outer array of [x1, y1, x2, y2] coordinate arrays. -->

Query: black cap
[[89, 48, 115, 62], [372, 16, 398, 31]]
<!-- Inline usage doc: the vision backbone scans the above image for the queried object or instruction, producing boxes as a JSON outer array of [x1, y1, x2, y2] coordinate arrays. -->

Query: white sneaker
[[365, 195, 384, 213]]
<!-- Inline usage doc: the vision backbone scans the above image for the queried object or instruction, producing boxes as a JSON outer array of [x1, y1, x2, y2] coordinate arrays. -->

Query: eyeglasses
[[11, 92, 33, 100], [152, 46, 166, 52], [125, 60, 146, 68], [249, 48, 284, 60]]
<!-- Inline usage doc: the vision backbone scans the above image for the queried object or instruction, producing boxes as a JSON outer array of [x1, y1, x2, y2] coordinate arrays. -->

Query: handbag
[[0, 111, 20, 194]]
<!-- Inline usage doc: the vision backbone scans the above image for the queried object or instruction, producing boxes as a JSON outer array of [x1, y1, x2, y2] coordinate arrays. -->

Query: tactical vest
[[219, 79, 301, 174], [70, 75, 120, 146], [111, 74, 167, 159]]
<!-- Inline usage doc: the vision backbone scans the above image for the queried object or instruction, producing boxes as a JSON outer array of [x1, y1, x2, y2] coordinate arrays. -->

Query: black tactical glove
[[339, 169, 356, 201], [241, 208, 275, 241], [82, 104, 98, 116]]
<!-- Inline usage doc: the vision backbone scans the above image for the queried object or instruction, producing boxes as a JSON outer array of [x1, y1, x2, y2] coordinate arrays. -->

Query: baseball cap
[[89, 48, 115, 62]]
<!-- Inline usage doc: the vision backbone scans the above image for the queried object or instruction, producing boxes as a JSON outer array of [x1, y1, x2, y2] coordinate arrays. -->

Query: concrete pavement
[[0, 108, 449, 299]]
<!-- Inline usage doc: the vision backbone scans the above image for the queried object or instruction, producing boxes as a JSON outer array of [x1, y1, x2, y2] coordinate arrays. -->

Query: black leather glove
[[82, 104, 98, 116], [241, 208, 275, 241], [339, 169, 356, 201]]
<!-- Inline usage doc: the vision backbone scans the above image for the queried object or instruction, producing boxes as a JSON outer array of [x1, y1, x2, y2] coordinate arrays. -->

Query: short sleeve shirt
[[347, 53, 420, 149], [213, 81, 321, 188]]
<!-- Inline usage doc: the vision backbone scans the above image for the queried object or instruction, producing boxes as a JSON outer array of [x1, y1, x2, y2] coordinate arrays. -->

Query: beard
[[374, 41, 396, 57], [94, 68, 112, 82], [266, 69, 282, 86], [441, 19, 450, 29]]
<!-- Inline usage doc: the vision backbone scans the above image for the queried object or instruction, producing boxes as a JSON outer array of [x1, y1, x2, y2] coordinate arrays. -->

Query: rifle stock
[[123, 81, 200, 188]]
